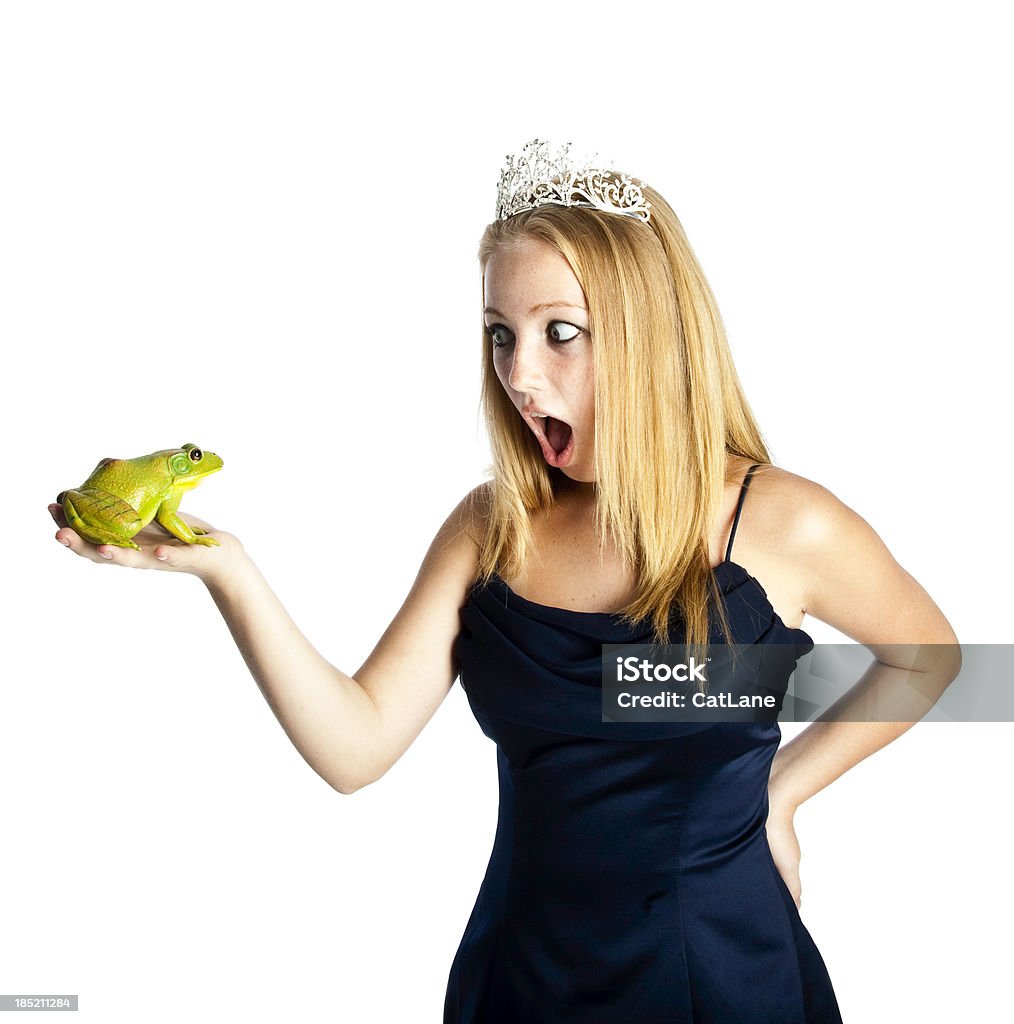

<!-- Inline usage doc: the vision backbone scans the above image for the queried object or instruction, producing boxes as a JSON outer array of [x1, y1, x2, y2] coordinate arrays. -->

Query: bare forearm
[[769, 717, 912, 813], [203, 552, 381, 794], [769, 648, 961, 811]]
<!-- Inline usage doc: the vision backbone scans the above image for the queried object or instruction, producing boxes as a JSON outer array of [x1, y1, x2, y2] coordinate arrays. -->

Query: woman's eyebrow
[[483, 301, 587, 316]]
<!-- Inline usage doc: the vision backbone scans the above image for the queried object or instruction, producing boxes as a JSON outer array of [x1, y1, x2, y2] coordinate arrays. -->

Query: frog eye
[[189, 447, 203, 462]]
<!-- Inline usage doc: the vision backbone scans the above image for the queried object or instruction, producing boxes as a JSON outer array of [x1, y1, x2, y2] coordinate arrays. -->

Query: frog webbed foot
[[154, 507, 220, 546]]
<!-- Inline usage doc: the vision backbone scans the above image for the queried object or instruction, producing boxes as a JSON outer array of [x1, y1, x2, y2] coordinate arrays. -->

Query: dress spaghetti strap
[[725, 462, 761, 564]]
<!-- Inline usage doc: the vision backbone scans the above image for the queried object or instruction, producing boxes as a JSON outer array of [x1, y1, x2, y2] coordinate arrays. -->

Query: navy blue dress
[[444, 465, 844, 1022]]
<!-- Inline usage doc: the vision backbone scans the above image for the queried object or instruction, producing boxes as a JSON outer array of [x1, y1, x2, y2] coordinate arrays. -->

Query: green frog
[[56, 443, 223, 550]]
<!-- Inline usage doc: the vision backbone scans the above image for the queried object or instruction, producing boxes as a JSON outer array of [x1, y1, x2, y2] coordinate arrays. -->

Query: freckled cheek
[[578, 365, 596, 431]]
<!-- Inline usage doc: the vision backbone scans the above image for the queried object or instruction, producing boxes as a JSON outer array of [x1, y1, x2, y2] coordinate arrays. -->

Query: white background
[[2, 2, 1011, 1021]]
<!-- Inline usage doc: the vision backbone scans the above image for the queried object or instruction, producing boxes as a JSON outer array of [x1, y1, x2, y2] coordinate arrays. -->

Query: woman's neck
[[555, 472, 597, 505]]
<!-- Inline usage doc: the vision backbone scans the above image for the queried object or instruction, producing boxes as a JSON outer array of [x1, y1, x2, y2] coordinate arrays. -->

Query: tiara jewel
[[495, 138, 652, 224]]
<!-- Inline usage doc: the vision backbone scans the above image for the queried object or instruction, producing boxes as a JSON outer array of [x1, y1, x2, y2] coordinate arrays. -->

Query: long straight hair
[[474, 184, 771, 655]]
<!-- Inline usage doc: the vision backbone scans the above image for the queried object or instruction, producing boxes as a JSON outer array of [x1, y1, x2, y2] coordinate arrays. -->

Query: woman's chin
[[558, 468, 597, 488]]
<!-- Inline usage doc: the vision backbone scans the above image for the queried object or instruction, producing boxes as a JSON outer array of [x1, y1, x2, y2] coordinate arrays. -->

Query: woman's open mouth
[[525, 409, 575, 468]]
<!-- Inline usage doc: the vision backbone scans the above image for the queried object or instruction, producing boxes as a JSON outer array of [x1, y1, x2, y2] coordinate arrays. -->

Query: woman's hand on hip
[[765, 797, 802, 910]]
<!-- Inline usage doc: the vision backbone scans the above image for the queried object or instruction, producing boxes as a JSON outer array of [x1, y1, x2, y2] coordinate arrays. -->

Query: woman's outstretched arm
[[204, 489, 485, 794]]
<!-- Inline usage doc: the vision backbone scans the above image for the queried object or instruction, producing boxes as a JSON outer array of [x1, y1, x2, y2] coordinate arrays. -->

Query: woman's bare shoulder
[[455, 479, 494, 548], [746, 462, 958, 644], [730, 462, 856, 629], [748, 463, 870, 557]]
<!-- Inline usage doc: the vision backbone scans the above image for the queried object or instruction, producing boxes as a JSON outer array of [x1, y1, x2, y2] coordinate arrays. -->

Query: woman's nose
[[507, 337, 545, 393]]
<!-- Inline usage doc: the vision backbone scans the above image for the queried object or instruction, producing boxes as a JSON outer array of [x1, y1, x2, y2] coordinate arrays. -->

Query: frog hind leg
[[154, 495, 220, 547], [61, 488, 144, 550]]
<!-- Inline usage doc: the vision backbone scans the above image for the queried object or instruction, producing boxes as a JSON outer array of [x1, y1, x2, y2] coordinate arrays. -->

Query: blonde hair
[[474, 182, 772, 659]]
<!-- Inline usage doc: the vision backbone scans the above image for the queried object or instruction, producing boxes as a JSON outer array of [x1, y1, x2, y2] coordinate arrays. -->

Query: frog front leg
[[153, 492, 220, 546]]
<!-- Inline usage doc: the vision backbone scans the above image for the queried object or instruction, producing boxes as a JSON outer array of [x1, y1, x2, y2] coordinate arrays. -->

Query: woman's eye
[[485, 323, 512, 348], [549, 321, 581, 343]]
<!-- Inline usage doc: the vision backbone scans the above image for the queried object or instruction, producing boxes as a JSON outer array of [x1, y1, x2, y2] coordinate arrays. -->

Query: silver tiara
[[495, 137, 652, 224]]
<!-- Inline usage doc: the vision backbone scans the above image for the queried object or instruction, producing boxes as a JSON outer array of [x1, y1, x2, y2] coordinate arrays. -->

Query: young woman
[[51, 139, 959, 1022]]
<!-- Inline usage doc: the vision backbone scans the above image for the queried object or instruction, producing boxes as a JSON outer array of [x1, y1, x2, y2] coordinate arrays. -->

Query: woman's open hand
[[765, 797, 803, 910], [48, 502, 244, 586]]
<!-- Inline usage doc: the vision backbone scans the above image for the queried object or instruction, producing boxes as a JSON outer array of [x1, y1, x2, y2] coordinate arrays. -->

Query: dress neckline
[[487, 561, 737, 619], [480, 561, 813, 643]]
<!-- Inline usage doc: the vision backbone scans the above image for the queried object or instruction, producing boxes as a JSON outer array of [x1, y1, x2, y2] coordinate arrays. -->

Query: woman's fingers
[[96, 543, 150, 567], [785, 870, 802, 910], [49, 503, 90, 556], [49, 501, 233, 580], [51, 517, 115, 566], [765, 809, 803, 910]]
